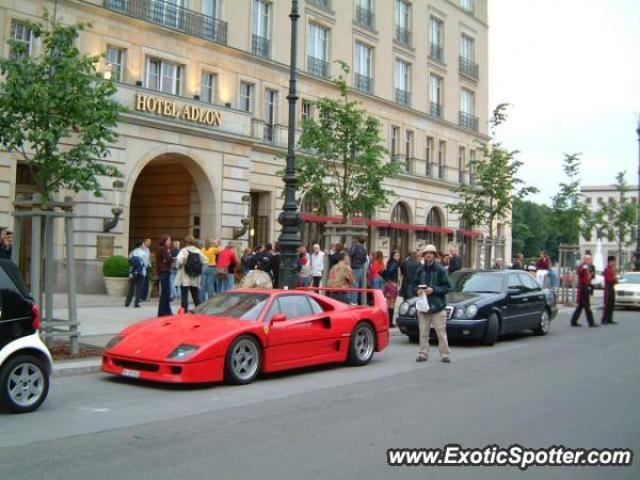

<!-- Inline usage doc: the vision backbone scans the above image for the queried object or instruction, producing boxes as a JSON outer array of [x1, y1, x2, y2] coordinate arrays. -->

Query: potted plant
[[102, 255, 130, 297]]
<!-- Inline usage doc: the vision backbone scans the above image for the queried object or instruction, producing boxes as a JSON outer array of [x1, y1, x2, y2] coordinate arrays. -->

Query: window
[[150, 0, 183, 29], [438, 140, 446, 180], [458, 146, 466, 183], [395, 0, 411, 46], [459, 89, 476, 130], [106, 46, 126, 82], [508, 274, 523, 291], [267, 295, 314, 322], [394, 59, 411, 106], [355, 0, 374, 28], [264, 88, 278, 141], [202, 0, 219, 17], [403, 130, 414, 172], [460, 0, 475, 13], [429, 16, 444, 62], [430, 74, 443, 117], [239, 81, 255, 112], [426, 136, 434, 176], [146, 58, 183, 95], [301, 100, 313, 122], [9, 19, 32, 59], [391, 127, 400, 158], [200, 71, 217, 103], [354, 42, 373, 93], [469, 149, 476, 185], [307, 23, 329, 78], [460, 35, 475, 62], [519, 273, 540, 292], [253, 0, 271, 57]]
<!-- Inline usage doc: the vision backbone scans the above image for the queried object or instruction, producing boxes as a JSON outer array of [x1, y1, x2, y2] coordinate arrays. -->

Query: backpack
[[184, 251, 203, 277]]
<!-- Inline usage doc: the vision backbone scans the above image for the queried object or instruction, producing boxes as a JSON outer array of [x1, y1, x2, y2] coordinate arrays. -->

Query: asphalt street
[[1, 308, 638, 480]]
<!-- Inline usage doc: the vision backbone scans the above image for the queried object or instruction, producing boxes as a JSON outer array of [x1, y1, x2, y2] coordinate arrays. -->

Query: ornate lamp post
[[277, 0, 302, 288], [635, 120, 640, 271]]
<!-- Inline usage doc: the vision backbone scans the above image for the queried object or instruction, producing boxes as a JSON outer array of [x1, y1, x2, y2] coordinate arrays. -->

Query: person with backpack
[[125, 240, 146, 308], [175, 236, 208, 311]]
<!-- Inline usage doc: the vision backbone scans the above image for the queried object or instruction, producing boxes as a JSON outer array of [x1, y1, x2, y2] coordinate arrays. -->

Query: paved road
[[1, 309, 638, 480]]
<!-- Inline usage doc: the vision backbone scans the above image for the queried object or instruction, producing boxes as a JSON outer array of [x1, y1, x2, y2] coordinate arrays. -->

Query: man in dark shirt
[[511, 253, 525, 270], [348, 235, 368, 304], [400, 250, 422, 300], [570, 255, 598, 328], [448, 245, 461, 274]]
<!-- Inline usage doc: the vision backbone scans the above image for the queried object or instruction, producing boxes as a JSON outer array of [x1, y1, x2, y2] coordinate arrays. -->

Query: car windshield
[[449, 272, 503, 293], [192, 293, 270, 320], [620, 273, 640, 285]]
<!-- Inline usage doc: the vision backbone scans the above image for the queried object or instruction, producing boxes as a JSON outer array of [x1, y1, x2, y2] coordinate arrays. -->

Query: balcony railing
[[252, 34, 271, 58], [395, 26, 412, 46], [429, 43, 444, 63], [354, 73, 373, 94], [307, 55, 329, 78], [392, 154, 410, 173], [430, 101, 442, 118], [308, 0, 332, 11], [104, 0, 227, 45], [355, 6, 375, 28], [459, 111, 479, 131], [459, 56, 479, 80], [438, 163, 446, 180], [395, 88, 411, 107]]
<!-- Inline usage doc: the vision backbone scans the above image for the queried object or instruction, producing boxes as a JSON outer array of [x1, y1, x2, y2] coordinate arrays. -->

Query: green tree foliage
[[0, 13, 124, 202], [512, 198, 557, 259], [550, 153, 590, 245], [295, 62, 401, 221], [449, 104, 537, 265]]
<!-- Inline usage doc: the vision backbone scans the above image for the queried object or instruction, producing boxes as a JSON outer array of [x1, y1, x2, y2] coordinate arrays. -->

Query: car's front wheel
[[225, 336, 262, 385], [348, 322, 376, 366], [0, 355, 50, 413], [482, 313, 499, 346], [533, 309, 551, 336]]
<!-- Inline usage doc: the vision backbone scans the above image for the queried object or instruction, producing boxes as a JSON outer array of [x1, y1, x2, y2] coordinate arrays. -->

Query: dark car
[[397, 269, 558, 346], [0, 260, 51, 413]]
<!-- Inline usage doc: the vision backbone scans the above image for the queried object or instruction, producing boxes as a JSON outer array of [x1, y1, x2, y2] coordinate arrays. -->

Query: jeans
[[418, 310, 450, 359], [350, 267, 365, 304], [158, 272, 173, 316], [180, 286, 200, 311], [372, 276, 384, 290], [299, 276, 311, 288], [169, 269, 177, 299], [219, 273, 234, 293], [200, 266, 217, 302], [125, 275, 144, 307]]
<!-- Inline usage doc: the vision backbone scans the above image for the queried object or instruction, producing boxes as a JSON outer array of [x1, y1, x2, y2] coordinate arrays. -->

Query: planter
[[104, 276, 129, 297]]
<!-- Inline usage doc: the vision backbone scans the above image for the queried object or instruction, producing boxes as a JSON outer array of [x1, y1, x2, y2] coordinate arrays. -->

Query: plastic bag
[[416, 292, 430, 313]]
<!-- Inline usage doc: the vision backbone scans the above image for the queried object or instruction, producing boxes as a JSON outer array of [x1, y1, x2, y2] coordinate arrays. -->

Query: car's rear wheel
[[225, 336, 261, 385], [348, 322, 376, 366], [482, 313, 499, 346], [0, 355, 49, 413], [533, 308, 551, 336]]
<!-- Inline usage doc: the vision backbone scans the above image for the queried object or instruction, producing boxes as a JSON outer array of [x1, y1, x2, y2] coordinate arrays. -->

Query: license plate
[[122, 369, 140, 378]]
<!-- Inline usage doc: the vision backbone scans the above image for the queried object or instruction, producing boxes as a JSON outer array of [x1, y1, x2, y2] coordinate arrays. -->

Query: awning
[[299, 212, 344, 223], [458, 229, 483, 238], [300, 213, 455, 234]]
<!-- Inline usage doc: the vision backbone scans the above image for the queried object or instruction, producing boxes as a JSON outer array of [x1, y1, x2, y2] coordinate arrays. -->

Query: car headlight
[[454, 307, 466, 319], [408, 306, 416, 316], [105, 335, 124, 350], [399, 302, 409, 315], [465, 304, 479, 318], [167, 344, 200, 361]]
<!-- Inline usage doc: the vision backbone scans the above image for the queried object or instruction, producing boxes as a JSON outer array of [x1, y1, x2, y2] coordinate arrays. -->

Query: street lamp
[[277, 0, 301, 288], [635, 120, 640, 271]]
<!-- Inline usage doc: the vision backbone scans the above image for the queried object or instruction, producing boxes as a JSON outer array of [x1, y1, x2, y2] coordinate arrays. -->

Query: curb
[[52, 359, 102, 378]]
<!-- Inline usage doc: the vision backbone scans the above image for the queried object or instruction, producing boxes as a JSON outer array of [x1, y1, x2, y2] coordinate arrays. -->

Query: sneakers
[[442, 356, 451, 363], [416, 355, 428, 363]]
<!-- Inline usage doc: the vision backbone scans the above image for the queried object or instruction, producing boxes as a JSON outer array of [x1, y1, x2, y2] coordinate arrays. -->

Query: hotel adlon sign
[[135, 93, 223, 127]]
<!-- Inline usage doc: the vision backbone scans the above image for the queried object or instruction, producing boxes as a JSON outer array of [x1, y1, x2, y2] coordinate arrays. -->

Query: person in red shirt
[[570, 255, 598, 327], [536, 250, 551, 286], [216, 244, 239, 293], [601, 255, 618, 325]]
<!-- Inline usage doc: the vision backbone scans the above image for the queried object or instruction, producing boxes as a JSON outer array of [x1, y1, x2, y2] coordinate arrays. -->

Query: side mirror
[[507, 288, 520, 296], [271, 313, 287, 323]]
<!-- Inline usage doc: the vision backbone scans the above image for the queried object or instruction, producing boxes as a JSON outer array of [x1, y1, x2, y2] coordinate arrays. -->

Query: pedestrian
[[493, 258, 504, 270], [239, 256, 273, 289], [536, 250, 550, 286], [200, 238, 221, 302], [327, 252, 355, 304], [310, 243, 325, 288], [297, 245, 312, 287], [329, 242, 343, 269], [125, 240, 146, 308], [601, 255, 618, 325], [156, 235, 173, 316], [240, 247, 254, 275], [448, 245, 461, 274], [175, 235, 208, 311], [369, 251, 386, 290], [140, 238, 152, 302], [216, 243, 239, 292], [384, 250, 402, 327], [170, 240, 180, 300], [412, 244, 452, 363], [0, 227, 13, 260], [441, 253, 450, 269], [400, 250, 422, 300], [270, 242, 281, 287], [570, 255, 598, 328], [348, 235, 368, 303], [511, 253, 525, 270]]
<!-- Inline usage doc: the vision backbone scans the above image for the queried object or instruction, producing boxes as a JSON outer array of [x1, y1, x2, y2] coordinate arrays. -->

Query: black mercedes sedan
[[396, 270, 558, 346]]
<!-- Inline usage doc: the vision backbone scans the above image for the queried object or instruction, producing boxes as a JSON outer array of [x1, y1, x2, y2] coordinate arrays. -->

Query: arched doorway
[[390, 202, 410, 259], [128, 154, 214, 249], [419, 207, 444, 252], [459, 219, 474, 268], [300, 195, 328, 249]]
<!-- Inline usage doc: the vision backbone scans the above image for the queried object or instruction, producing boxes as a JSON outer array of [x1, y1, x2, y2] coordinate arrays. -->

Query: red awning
[[300, 213, 344, 223], [366, 220, 390, 228], [458, 229, 483, 238]]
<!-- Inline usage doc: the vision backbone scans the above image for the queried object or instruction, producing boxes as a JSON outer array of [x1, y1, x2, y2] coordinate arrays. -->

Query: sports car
[[102, 288, 389, 385]]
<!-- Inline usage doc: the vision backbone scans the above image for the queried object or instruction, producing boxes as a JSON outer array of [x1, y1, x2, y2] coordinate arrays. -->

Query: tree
[[295, 62, 401, 221], [449, 103, 538, 266], [512, 198, 556, 258], [0, 12, 124, 202], [550, 153, 590, 246]]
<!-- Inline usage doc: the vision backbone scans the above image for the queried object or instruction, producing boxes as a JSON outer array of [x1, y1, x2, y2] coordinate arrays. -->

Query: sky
[[489, 0, 640, 205]]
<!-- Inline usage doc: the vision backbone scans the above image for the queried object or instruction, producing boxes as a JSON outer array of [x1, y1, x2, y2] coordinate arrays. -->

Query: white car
[[0, 260, 52, 413], [614, 272, 640, 309]]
